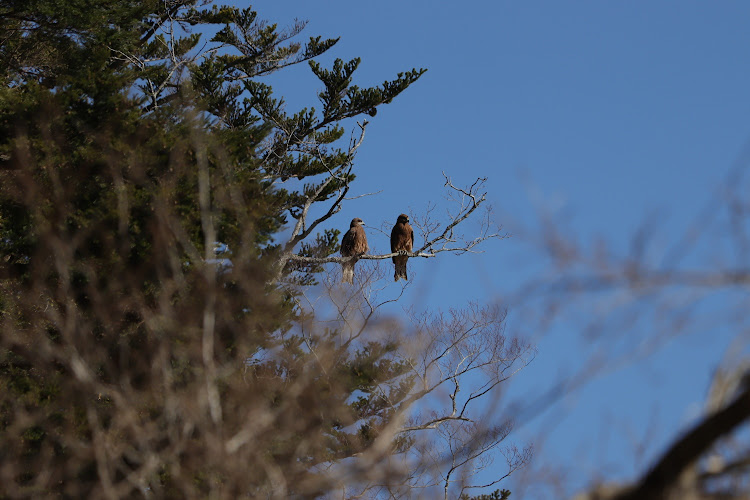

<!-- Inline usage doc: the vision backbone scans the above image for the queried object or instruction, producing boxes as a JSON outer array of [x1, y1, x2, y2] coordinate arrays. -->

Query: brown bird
[[390, 213, 414, 281], [340, 217, 368, 284]]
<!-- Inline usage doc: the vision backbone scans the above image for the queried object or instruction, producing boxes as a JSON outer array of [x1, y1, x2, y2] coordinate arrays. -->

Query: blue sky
[[255, 2, 750, 496]]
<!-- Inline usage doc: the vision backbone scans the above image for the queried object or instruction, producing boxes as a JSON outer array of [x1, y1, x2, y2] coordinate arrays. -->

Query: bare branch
[[276, 173, 508, 285]]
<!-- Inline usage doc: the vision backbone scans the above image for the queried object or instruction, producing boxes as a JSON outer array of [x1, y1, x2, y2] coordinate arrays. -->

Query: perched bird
[[390, 213, 414, 281], [340, 217, 368, 284]]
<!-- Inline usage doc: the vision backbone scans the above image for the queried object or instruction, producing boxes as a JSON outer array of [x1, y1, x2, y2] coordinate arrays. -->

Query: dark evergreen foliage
[[461, 489, 512, 500], [0, 0, 426, 496]]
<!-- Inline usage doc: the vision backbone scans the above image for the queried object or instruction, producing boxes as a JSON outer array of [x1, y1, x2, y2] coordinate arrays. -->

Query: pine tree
[[1, 1, 526, 497], [0, 1, 428, 496]]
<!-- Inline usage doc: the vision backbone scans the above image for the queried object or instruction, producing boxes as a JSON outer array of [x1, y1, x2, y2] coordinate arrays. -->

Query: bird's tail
[[342, 263, 354, 284], [394, 262, 408, 281]]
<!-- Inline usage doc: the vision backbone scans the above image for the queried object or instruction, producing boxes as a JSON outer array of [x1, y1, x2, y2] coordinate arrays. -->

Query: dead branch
[[278, 174, 508, 283]]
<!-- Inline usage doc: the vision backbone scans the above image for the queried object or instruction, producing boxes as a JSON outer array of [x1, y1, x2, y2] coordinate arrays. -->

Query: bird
[[390, 213, 414, 281], [340, 217, 368, 284]]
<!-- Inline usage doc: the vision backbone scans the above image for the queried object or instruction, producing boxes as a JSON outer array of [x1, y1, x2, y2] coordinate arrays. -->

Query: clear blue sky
[[256, 2, 750, 496]]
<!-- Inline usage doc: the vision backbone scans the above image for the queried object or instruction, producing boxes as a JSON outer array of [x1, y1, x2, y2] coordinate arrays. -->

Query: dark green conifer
[[0, 1, 427, 496]]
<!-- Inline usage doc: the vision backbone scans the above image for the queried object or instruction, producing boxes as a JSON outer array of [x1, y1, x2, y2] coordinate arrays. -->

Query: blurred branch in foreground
[[502, 153, 750, 499]]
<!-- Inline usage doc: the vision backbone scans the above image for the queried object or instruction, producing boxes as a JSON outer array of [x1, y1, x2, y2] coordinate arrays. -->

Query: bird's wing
[[341, 228, 355, 256]]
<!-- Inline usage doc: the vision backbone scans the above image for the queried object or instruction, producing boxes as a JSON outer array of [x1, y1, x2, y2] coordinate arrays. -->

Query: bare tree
[[289, 266, 534, 499], [397, 303, 534, 498]]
